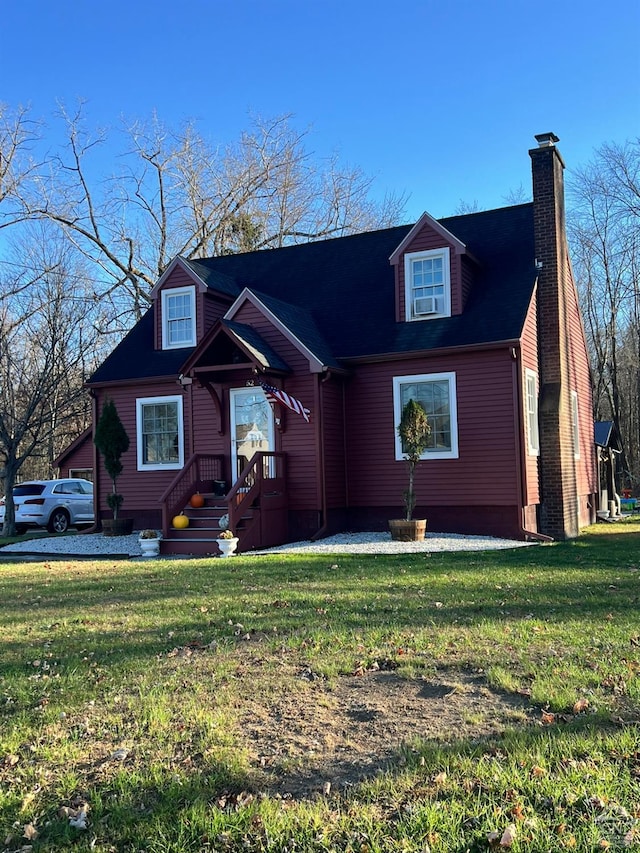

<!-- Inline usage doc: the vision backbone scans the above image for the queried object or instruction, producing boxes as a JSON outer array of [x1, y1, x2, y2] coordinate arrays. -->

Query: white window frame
[[525, 369, 540, 456], [69, 468, 93, 481], [404, 247, 451, 322], [161, 286, 196, 349], [571, 390, 580, 460], [393, 372, 459, 460], [136, 395, 184, 471]]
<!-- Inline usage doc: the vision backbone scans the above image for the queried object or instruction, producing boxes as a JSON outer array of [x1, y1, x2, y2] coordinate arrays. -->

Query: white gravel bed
[[0, 532, 144, 557], [254, 531, 535, 554], [0, 530, 534, 558]]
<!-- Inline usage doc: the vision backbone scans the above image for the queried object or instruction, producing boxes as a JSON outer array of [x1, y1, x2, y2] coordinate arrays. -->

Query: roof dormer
[[389, 211, 471, 322], [149, 256, 238, 351]]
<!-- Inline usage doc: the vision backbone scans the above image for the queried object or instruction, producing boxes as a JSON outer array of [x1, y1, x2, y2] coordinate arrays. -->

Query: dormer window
[[404, 248, 451, 321], [162, 286, 196, 349]]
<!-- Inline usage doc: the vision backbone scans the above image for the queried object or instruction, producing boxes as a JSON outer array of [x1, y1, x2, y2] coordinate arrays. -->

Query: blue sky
[[3, 0, 639, 221]]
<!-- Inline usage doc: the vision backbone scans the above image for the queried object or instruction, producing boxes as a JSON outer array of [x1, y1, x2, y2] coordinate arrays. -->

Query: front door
[[229, 387, 275, 483]]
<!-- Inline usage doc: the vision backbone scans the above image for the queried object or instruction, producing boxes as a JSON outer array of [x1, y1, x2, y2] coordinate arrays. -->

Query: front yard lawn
[[0, 521, 638, 851]]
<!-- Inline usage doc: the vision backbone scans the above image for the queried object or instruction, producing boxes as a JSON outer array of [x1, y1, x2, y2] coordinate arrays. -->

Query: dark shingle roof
[[191, 203, 535, 359], [247, 290, 342, 369], [182, 259, 240, 299], [89, 310, 193, 384], [89, 204, 536, 383]]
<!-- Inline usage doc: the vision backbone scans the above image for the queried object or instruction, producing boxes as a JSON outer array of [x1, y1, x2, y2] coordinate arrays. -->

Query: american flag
[[259, 381, 311, 423]]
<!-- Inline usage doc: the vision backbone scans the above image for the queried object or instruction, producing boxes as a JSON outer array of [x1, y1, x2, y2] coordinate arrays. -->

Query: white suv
[[0, 479, 95, 534]]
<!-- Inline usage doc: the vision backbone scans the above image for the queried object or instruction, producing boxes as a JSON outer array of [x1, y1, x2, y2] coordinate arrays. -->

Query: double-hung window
[[393, 372, 458, 460], [404, 248, 451, 321], [525, 369, 540, 455], [162, 286, 196, 349], [136, 396, 184, 471]]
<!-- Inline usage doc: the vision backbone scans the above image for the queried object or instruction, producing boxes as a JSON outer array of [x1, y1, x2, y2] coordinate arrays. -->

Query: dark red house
[[78, 133, 597, 553]]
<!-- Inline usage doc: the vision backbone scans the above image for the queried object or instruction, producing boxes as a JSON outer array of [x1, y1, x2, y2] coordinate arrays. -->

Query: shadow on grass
[[0, 534, 638, 682], [5, 717, 637, 852]]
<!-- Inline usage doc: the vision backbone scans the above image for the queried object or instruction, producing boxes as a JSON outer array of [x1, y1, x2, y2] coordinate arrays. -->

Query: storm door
[[229, 387, 275, 483]]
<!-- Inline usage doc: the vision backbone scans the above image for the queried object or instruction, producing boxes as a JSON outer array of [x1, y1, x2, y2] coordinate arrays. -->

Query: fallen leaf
[[500, 824, 517, 846], [541, 711, 556, 725], [510, 803, 525, 821], [434, 771, 447, 786], [23, 824, 38, 841], [573, 698, 589, 714], [531, 765, 546, 778]]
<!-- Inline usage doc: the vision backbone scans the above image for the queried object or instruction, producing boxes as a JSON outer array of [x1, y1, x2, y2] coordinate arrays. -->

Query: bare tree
[[16, 106, 405, 333], [569, 138, 640, 488], [0, 102, 41, 230], [0, 229, 101, 535]]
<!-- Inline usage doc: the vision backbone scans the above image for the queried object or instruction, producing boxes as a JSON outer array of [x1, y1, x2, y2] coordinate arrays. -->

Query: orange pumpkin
[[172, 513, 190, 529], [189, 492, 205, 509]]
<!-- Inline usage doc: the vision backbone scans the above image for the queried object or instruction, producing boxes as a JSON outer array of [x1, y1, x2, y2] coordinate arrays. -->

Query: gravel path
[[0, 530, 535, 558]]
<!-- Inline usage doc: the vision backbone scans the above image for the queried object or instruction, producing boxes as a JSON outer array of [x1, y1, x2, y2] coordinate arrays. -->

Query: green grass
[[1, 521, 639, 851]]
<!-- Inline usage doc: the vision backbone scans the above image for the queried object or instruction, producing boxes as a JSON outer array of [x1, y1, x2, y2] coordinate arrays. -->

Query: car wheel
[[48, 509, 70, 534]]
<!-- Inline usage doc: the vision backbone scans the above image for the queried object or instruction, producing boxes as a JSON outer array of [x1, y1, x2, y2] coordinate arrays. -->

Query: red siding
[[57, 431, 94, 478], [94, 382, 186, 526], [344, 349, 519, 514], [565, 256, 597, 526], [202, 292, 229, 333], [521, 290, 541, 508], [320, 378, 347, 508]]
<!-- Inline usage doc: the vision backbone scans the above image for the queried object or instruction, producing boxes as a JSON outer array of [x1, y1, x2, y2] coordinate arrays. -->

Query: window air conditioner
[[414, 296, 437, 315]]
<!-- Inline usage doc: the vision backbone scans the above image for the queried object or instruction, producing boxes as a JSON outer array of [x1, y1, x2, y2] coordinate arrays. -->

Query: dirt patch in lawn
[[230, 662, 532, 799]]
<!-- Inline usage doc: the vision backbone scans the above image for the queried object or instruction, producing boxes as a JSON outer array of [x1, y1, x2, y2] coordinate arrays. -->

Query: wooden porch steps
[[159, 492, 255, 556]]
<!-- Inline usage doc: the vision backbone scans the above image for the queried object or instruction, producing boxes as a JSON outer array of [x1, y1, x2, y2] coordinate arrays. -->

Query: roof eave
[[85, 373, 184, 390], [340, 338, 522, 365]]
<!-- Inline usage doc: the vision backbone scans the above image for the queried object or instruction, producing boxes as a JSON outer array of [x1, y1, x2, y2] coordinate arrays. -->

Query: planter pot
[[102, 518, 134, 536], [388, 519, 427, 542], [217, 537, 239, 557], [139, 538, 161, 557]]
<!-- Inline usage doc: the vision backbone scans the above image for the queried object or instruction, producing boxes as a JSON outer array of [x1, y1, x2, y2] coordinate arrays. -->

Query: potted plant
[[217, 528, 239, 557], [138, 529, 161, 557], [389, 398, 431, 542], [94, 398, 133, 536]]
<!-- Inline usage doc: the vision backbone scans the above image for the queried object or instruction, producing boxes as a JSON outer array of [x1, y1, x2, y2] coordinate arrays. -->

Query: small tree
[[397, 399, 431, 521], [94, 399, 129, 519]]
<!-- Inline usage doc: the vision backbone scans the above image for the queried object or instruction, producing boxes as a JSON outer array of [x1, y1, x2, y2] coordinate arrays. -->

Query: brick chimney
[[530, 133, 579, 538]]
